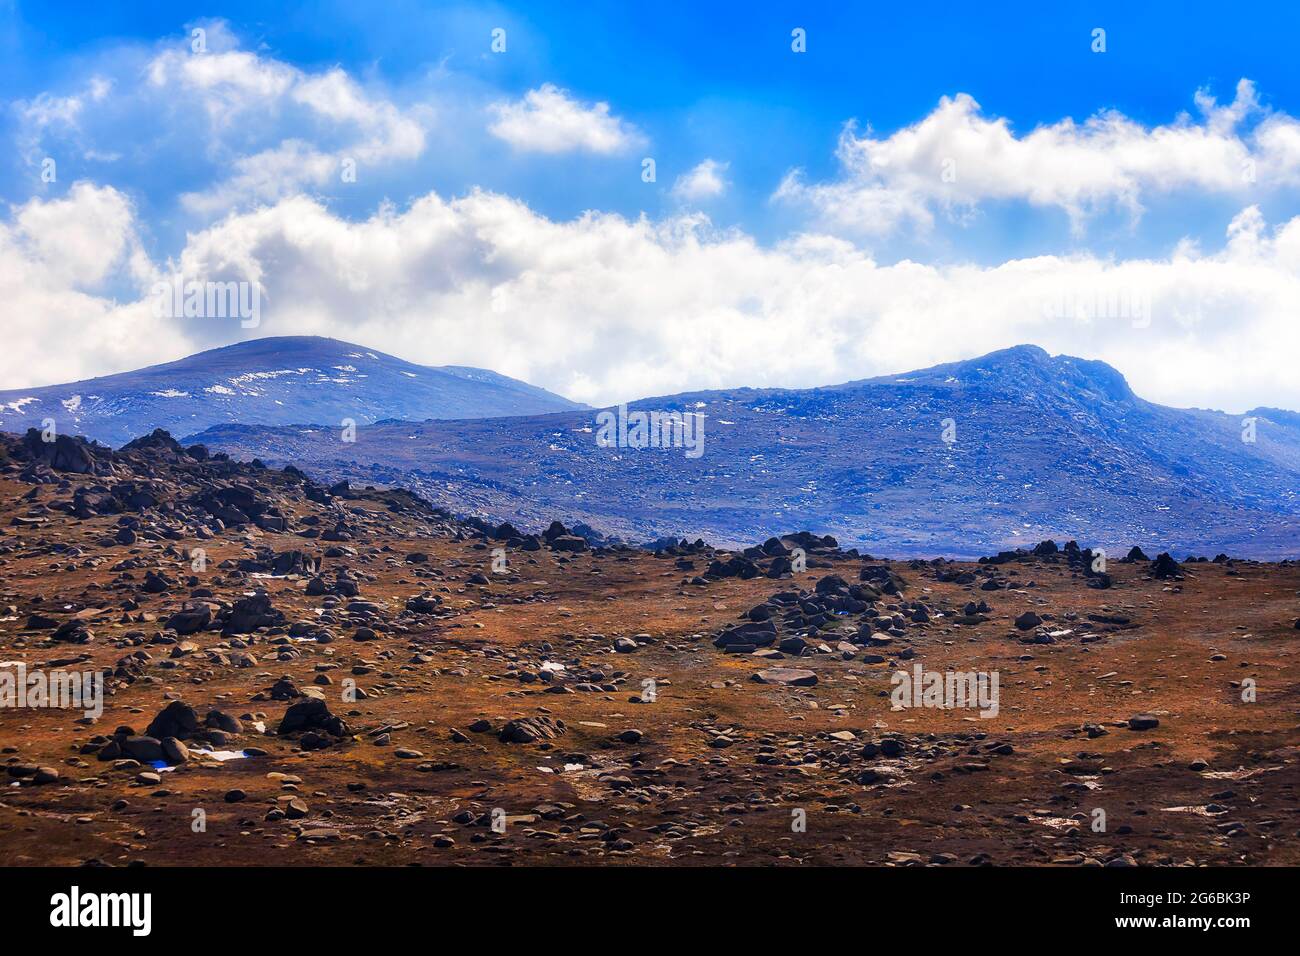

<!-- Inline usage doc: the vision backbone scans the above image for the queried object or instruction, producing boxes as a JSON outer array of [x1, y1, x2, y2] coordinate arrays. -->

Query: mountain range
[[0, 336, 584, 447], [174, 342, 1300, 559]]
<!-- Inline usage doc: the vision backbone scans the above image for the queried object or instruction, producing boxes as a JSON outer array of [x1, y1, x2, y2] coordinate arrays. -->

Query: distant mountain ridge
[[1248, 406, 1300, 433], [187, 344, 1300, 559], [0, 336, 585, 446]]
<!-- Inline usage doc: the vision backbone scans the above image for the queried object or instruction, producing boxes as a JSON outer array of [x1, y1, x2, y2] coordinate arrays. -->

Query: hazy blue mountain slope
[[187, 345, 1300, 559], [0, 336, 584, 446]]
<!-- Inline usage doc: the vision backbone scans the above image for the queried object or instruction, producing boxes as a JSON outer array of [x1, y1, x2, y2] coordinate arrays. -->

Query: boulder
[[142, 569, 174, 593], [146, 701, 200, 740], [206, 709, 243, 734], [405, 593, 440, 613], [269, 550, 316, 576], [166, 604, 212, 635], [160, 737, 190, 764], [21, 429, 99, 474], [51, 621, 93, 644], [1150, 553, 1185, 579], [751, 667, 818, 687], [224, 592, 283, 634], [713, 620, 777, 649], [498, 716, 566, 744], [549, 534, 588, 553], [278, 698, 349, 737], [120, 736, 165, 762]]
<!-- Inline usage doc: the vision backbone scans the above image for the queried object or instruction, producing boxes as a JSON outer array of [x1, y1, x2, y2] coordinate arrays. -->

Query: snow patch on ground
[[62, 395, 82, 412], [150, 389, 190, 398]]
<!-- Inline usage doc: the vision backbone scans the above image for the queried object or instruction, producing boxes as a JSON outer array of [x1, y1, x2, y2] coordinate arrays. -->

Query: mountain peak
[[0, 335, 583, 446], [906, 344, 1135, 404], [1052, 354, 1135, 403], [981, 343, 1052, 363], [147, 335, 397, 368]]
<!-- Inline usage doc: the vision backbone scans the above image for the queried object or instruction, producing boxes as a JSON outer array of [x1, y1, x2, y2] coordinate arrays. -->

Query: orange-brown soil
[[1, 470, 1298, 867]]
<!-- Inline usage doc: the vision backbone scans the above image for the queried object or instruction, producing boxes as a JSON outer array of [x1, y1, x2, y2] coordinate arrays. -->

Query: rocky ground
[[1, 428, 1298, 867]]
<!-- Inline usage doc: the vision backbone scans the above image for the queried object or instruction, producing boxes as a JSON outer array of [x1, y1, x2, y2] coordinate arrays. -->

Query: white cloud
[[49, 187, 1290, 416], [180, 140, 341, 215], [13, 23, 429, 216], [487, 83, 642, 154], [143, 34, 426, 212], [9, 182, 148, 288], [777, 79, 1300, 236], [292, 69, 425, 164], [672, 159, 729, 202], [0, 184, 190, 388], [147, 49, 297, 118], [12, 76, 115, 164], [7, 47, 1300, 418], [18, 91, 84, 129]]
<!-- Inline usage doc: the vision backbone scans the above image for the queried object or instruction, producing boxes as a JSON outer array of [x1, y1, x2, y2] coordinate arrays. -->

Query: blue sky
[[3, 1, 1300, 412], [10, 0, 1300, 257]]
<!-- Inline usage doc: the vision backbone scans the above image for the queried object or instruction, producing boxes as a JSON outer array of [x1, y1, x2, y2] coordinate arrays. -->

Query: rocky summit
[[0, 429, 1297, 867]]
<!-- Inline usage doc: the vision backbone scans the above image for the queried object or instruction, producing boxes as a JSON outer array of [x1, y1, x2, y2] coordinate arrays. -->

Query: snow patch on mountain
[[0, 336, 584, 446]]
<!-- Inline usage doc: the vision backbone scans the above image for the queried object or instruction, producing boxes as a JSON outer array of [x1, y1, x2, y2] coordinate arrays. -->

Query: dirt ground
[[1, 473, 1298, 867]]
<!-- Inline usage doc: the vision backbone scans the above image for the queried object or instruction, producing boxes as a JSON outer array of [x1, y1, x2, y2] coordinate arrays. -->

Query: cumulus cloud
[[10, 182, 1297, 414], [13, 21, 428, 216], [0, 184, 190, 388], [671, 159, 729, 202], [180, 140, 343, 215], [10, 181, 146, 287], [143, 43, 426, 213], [488, 83, 642, 154], [8, 44, 1300, 417], [777, 79, 1300, 236], [146, 49, 296, 120], [12, 76, 113, 164]]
